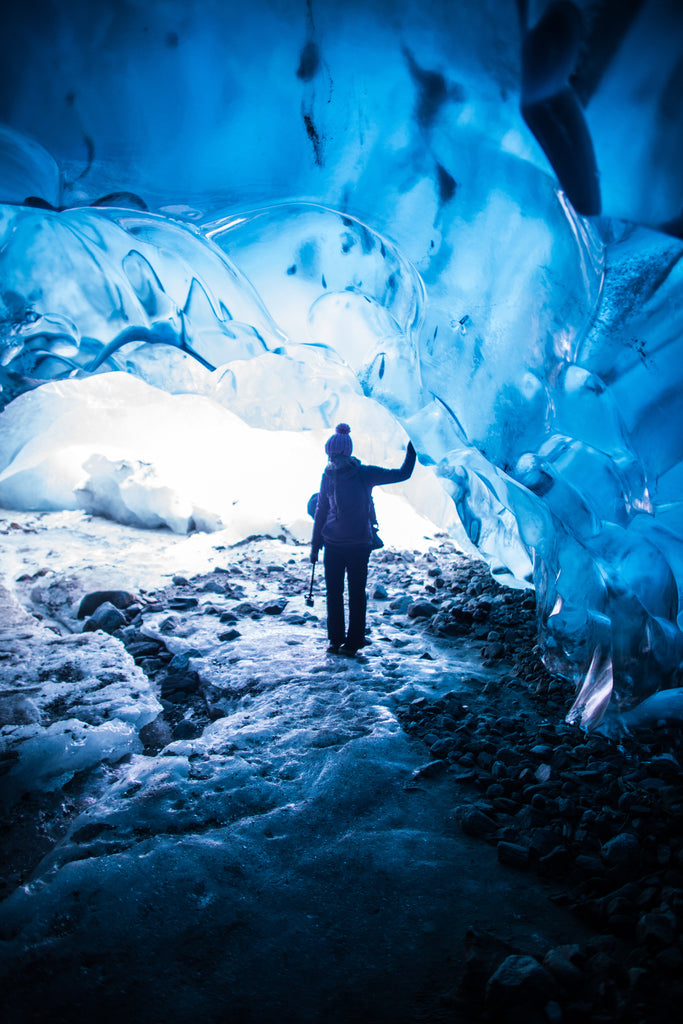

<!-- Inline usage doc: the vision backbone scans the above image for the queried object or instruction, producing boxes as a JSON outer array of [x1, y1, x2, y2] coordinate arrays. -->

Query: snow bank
[[0, 372, 456, 548]]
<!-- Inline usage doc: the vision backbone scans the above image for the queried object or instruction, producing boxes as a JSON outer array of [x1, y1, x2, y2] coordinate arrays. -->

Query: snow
[[0, 372, 457, 548]]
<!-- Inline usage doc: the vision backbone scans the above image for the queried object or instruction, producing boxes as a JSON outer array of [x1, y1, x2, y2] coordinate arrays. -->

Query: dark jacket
[[312, 443, 416, 552]]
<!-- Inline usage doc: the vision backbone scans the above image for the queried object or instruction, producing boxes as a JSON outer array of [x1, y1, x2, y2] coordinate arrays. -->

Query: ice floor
[[0, 512, 588, 1024]]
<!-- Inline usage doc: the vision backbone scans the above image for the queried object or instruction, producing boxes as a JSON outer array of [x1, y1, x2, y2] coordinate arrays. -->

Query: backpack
[[332, 464, 371, 537], [311, 465, 383, 548], [332, 464, 383, 547]]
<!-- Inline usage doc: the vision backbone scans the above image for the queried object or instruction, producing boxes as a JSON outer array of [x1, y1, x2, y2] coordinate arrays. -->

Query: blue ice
[[2, 0, 683, 732]]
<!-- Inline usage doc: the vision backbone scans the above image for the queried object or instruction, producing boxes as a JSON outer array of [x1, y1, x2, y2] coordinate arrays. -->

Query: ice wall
[[1, 0, 683, 730]]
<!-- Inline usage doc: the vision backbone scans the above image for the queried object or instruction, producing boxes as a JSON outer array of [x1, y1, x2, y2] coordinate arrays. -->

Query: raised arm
[[363, 442, 416, 488]]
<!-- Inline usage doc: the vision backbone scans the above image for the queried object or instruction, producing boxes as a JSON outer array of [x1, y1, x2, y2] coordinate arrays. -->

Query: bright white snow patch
[[0, 372, 457, 549]]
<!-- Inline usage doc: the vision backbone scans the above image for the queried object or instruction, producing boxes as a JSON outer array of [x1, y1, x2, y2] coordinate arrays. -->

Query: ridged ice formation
[[2, 0, 683, 731]]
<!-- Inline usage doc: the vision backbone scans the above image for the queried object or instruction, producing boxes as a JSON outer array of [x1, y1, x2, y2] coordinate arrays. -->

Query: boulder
[[82, 601, 127, 634], [78, 589, 136, 619]]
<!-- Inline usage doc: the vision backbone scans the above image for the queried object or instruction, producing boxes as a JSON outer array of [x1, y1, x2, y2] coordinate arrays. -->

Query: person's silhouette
[[311, 424, 416, 655]]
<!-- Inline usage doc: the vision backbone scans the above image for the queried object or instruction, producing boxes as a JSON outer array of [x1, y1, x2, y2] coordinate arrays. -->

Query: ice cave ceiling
[[1, 0, 683, 730]]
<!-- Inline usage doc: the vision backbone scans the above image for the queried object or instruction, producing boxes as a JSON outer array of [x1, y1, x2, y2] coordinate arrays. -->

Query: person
[[311, 423, 416, 656]]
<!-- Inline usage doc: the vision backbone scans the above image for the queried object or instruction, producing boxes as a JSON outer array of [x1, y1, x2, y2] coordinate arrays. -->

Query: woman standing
[[311, 423, 416, 656]]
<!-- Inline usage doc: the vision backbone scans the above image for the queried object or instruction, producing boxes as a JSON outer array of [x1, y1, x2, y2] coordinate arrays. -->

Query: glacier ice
[[0, 203, 284, 406], [1, 0, 683, 731]]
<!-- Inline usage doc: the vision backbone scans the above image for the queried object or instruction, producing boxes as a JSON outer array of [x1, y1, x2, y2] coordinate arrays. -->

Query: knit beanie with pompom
[[325, 423, 352, 456]]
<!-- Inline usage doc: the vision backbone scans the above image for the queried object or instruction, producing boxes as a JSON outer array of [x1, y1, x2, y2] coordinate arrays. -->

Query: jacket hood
[[325, 455, 360, 477]]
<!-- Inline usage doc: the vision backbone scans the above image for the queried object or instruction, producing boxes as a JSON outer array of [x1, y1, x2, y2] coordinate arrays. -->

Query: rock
[[389, 595, 411, 613], [492, 796, 519, 815], [471, 600, 492, 621], [162, 655, 201, 695], [173, 719, 202, 740], [139, 716, 173, 751], [263, 599, 287, 615], [161, 672, 200, 698], [126, 637, 167, 659], [219, 629, 241, 642], [648, 753, 681, 779], [77, 589, 136, 619], [450, 605, 475, 625], [432, 614, 468, 636], [407, 599, 438, 619], [372, 584, 389, 600], [138, 657, 166, 676], [459, 805, 498, 837], [496, 746, 521, 767], [637, 908, 677, 947], [235, 601, 261, 617], [476, 750, 494, 770], [574, 854, 604, 876], [430, 737, 455, 758], [200, 579, 227, 594], [542, 946, 583, 987], [461, 927, 519, 997], [602, 833, 641, 870], [485, 955, 559, 1013], [168, 652, 201, 673], [82, 601, 127, 634], [167, 596, 199, 610], [483, 641, 504, 659], [172, 575, 189, 585]]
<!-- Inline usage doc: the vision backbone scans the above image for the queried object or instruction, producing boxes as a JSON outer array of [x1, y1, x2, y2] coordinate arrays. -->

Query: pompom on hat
[[325, 423, 352, 456]]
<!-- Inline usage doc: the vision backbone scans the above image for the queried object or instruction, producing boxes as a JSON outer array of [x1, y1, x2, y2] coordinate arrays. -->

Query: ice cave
[[2, 1, 683, 1022], [2, 0, 683, 732]]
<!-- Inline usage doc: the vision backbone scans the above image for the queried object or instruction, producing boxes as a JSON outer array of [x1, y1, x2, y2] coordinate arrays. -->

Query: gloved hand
[[310, 547, 319, 564]]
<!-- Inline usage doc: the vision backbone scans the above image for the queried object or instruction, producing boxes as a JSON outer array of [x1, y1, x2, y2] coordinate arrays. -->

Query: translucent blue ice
[[2, 0, 683, 731]]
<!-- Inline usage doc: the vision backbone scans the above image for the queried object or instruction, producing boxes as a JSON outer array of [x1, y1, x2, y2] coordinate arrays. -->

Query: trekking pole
[[306, 562, 315, 607]]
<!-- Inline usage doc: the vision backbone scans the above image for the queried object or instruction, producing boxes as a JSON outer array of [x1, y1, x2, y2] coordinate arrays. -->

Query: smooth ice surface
[[2, 0, 683, 729]]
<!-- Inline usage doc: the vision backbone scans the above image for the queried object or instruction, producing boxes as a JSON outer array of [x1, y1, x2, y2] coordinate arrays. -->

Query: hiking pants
[[323, 544, 371, 650]]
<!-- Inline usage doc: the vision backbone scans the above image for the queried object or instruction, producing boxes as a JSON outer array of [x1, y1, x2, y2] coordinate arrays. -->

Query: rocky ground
[[1, 520, 683, 1023], [387, 550, 683, 1024]]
